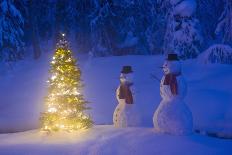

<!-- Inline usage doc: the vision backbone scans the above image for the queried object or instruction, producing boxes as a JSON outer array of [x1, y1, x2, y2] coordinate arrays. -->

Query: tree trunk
[[29, 0, 41, 59], [32, 26, 41, 59]]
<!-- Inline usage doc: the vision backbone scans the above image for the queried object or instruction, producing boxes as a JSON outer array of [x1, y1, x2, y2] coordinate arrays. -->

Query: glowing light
[[82, 115, 88, 119], [48, 107, 57, 113], [51, 75, 57, 80], [74, 91, 80, 95], [67, 58, 71, 62], [40, 34, 93, 132]]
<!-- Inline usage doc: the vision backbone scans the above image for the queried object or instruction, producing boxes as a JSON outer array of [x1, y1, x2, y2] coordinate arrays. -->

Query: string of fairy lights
[[40, 33, 93, 132]]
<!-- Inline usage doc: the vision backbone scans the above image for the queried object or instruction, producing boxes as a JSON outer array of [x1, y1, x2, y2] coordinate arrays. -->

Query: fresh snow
[[0, 53, 232, 154], [0, 125, 232, 155], [119, 31, 138, 48], [198, 44, 232, 64], [174, 0, 196, 17]]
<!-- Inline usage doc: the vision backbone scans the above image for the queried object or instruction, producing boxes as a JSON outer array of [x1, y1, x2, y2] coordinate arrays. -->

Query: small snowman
[[153, 54, 193, 135], [113, 66, 139, 127]]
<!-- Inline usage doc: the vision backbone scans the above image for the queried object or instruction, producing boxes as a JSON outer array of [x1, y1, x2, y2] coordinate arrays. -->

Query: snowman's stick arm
[[150, 74, 161, 82]]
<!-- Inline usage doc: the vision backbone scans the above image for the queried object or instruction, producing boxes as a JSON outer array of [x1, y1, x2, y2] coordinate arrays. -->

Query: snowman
[[113, 66, 139, 127], [153, 54, 193, 135]]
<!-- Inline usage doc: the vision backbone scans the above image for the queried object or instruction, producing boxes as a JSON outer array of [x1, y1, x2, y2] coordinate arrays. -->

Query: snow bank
[[184, 60, 232, 137], [0, 126, 231, 155], [198, 44, 232, 64]]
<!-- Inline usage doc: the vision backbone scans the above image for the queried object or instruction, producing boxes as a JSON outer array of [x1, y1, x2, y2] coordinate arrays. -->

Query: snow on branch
[[198, 44, 232, 64]]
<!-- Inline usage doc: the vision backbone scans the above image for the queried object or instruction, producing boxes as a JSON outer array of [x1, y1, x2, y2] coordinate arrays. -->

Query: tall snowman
[[113, 66, 139, 127], [153, 54, 193, 135]]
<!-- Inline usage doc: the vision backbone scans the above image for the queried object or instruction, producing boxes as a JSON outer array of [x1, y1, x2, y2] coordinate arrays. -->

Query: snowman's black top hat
[[166, 53, 179, 61], [121, 66, 133, 74]]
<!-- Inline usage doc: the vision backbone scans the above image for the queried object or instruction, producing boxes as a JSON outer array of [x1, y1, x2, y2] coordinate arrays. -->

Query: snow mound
[[174, 0, 196, 17], [198, 44, 232, 64]]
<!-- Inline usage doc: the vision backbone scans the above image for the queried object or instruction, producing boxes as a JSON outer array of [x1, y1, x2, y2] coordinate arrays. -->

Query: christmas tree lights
[[40, 34, 93, 131]]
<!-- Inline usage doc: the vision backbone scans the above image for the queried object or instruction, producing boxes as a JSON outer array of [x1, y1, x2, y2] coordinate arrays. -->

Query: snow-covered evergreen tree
[[145, 1, 165, 54], [89, 0, 116, 56], [196, 0, 224, 43], [133, 0, 155, 55], [215, 0, 232, 45], [0, 0, 24, 62], [54, 0, 78, 45], [75, 0, 95, 53], [163, 0, 202, 59], [28, 0, 41, 59], [117, 0, 162, 55], [23, 0, 55, 59], [1, 0, 223, 58], [158, 0, 175, 54], [162, 0, 175, 55], [89, 0, 164, 56], [115, 0, 137, 55]]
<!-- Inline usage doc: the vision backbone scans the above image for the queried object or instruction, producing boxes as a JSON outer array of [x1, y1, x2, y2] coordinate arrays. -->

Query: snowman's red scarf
[[163, 73, 181, 95], [118, 83, 133, 104]]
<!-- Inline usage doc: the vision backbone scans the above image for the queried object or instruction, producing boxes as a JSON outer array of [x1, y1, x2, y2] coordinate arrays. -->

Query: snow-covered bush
[[198, 44, 232, 64], [215, 0, 232, 44]]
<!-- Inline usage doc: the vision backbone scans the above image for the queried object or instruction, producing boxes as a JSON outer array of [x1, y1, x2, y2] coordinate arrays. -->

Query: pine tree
[[28, 0, 41, 60], [173, 14, 202, 59], [0, 0, 24, 62], [215, 0, 232, 44], [75, 0, 95, 53], [162, 0, 202, 59], [197, 0, 224, 42], [89, 0, 117, 56], [40, 34, 93, 132]]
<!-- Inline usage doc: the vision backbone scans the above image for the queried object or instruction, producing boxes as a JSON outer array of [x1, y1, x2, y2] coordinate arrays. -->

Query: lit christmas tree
[[40, 34, 93, 131]]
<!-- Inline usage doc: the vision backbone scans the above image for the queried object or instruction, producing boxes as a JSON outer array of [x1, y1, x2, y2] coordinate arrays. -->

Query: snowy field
[[0, 53, 232, 154], [0, 125, 232, 155]]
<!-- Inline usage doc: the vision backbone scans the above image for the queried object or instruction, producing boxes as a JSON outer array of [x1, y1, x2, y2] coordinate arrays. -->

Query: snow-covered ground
[[0, 125, 232, 155], [0, 53, 232, 154], [83, 54, 232, 137]]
